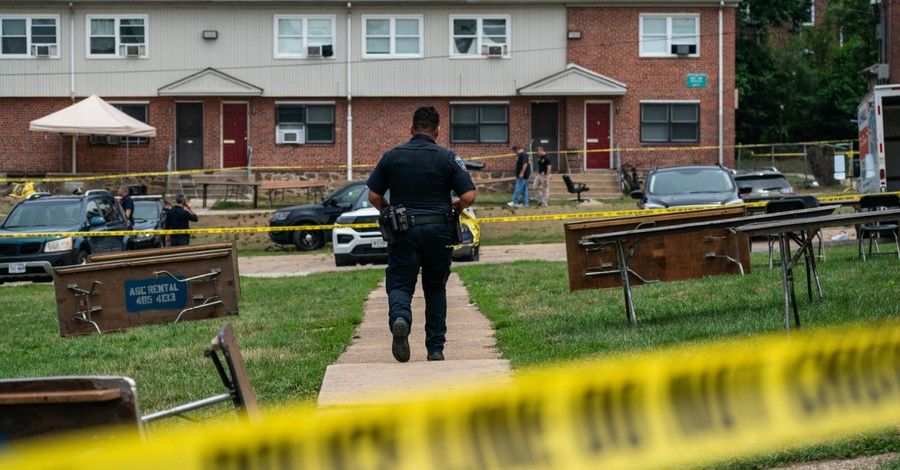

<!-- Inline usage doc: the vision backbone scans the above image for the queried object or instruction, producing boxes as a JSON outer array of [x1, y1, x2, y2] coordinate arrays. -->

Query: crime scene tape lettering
[[3, 322, 898, 470]]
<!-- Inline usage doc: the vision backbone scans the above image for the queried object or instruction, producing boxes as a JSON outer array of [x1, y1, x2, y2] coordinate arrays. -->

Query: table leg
[[252, 186, 258, 209], [805, 230, 824, 302], [202, 184, 209, 209], [615, 240, 637, 328], [778, 232, 794, 334]]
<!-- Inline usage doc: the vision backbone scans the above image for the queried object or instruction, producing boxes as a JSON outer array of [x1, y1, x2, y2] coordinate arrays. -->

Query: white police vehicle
[[332, 202, 479, 266]]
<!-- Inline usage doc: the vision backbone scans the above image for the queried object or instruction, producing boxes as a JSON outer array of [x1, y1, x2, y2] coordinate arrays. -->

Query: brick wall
[[566, 6, 736, 169]]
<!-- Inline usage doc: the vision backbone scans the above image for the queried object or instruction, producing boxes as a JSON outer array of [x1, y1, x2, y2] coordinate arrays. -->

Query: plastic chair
[[856, 194, 900, 261], [562, 175, 590, 202]]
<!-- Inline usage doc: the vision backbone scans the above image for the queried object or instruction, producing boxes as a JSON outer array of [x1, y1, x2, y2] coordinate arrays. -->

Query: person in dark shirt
[[118, 186, 134, 225], [164, 194, 198, 246], [367, 106, 476, 363], [508, 145, 531, 207]]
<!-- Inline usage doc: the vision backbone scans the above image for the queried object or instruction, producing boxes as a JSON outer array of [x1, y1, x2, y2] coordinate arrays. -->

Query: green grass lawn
[[0, 269, 384, 429], [2, 246, 898, 465]]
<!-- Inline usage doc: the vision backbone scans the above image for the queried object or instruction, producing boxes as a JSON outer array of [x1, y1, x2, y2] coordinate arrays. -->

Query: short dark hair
[[412, 106, 440, 133], [175, 194, 186, 204], [511, 145, 520, 151]]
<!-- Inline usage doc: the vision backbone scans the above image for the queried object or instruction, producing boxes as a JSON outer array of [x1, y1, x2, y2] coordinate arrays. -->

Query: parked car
[[0, 190, 129, 283], [269, 181, 369, 251], [126, 195, 168, 250], [631, 165, 747, 209], [733, 170, 795, 202], [332, 204, 479, 266]]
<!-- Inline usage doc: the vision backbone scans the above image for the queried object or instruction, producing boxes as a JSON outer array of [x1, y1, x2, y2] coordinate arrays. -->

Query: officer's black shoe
[[426, 351, 445, 361], [391, 318, 410, 363]]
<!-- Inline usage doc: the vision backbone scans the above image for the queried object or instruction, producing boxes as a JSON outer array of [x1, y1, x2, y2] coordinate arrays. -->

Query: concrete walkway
[[316, 273, 512, 408]]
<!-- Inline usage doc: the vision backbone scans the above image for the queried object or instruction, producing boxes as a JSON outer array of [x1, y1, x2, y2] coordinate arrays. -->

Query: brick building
[[0, 0, 739, 179]]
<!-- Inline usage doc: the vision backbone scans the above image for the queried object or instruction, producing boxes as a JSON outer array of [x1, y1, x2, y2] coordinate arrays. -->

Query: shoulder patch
[[454, 155, 468, 171]]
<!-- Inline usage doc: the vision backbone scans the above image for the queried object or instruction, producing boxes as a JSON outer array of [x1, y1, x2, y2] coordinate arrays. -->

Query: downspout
[[718, 0, 724, 166], [70, 2, 77, 173], [346, 2, 353, 181]]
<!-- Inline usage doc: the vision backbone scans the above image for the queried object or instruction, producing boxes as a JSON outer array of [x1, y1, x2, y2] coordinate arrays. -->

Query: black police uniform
[[367, 133, 475, 357], [164, 205, 198, 246]]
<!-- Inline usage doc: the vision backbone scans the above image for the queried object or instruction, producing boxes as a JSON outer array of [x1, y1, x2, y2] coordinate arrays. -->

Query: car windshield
[[328, 184, 367, 205], [2, 200, 82, 228], [735, 175, 791, 192], [133, 201, 160, 221], [649, 168, 735, 195]]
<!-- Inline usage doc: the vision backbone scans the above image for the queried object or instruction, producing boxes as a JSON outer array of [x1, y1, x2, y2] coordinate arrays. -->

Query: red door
[[586, 103, 611, 169], [222, 103, 248, 168]]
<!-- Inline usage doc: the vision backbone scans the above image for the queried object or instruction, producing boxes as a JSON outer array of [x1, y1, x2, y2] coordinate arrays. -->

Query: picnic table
[[735, 208, 900, 334], [261, 180, 329, 206], [198, 179, 262, 209], [577, 205, 839, 329]]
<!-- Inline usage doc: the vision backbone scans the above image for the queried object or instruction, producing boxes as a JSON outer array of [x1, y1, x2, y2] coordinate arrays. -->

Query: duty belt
[[409, 214, 448, 226]]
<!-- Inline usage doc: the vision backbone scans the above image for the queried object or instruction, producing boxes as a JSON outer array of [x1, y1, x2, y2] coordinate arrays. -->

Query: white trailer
[[857, 84, 900, 193]]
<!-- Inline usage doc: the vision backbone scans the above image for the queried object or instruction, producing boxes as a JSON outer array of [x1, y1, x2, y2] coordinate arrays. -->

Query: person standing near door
[[532, 147, 552, 207], [508, 145, 531, 207]]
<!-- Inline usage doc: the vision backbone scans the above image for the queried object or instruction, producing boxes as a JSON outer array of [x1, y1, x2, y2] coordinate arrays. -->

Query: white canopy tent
[[29, 94, 157, 174]]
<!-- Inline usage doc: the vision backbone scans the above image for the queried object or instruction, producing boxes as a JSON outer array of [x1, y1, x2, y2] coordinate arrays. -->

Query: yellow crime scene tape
[[2, 320, 898, 470], [4, 193, 899, 240]]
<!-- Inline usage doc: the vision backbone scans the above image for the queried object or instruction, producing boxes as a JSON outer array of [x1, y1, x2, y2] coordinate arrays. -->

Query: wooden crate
[[564, 206, 751, 291]]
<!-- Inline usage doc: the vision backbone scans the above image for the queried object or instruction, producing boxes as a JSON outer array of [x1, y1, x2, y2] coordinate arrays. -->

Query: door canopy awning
[[519, 63, 627, 96]]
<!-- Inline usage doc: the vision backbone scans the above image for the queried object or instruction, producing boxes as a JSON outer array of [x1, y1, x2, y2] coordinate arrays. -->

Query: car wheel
[[293, 229, 325, 251], [76, 250, 89, 265], [471, 246, 480, 262], [334, 254, 354, 267]]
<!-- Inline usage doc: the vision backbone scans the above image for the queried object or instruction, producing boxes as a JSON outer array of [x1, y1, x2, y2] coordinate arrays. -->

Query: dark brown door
[[176, 103, 203, 171], [222, 103, 248, 168], [531, 102, 559, 171], [586, 103, 611, 169]]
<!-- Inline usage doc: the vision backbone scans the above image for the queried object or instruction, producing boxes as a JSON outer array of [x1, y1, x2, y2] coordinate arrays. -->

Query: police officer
[[367, 106, 476, 363], [164, 193, 198, 246]]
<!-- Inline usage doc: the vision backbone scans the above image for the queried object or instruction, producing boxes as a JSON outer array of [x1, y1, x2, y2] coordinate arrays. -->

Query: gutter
[[718, 0, 723, 165], [346, 2, 353, 180]]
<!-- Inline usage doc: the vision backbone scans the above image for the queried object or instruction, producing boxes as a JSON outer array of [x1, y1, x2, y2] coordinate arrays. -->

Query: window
[[801, 0, 815, 26], [87, 15, 147, 58], [450, 104, 508, 143], [275, 104, 335, 144], [450, 16, 509, 57], [1, 16, 59, 57], [640, 103, 699, 143], [639, 14, 698, 57], [274, 15, 334, 58], [363, 16, 422, 58], [112, 103, 149, 145]]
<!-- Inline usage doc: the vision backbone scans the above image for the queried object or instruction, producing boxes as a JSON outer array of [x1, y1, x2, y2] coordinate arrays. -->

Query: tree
[[735, 0, 877, 145]]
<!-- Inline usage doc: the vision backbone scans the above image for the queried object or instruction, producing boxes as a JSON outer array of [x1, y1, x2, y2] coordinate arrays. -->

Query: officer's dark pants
[[169, 235, 190, 246], [385, 222, 453, 355]]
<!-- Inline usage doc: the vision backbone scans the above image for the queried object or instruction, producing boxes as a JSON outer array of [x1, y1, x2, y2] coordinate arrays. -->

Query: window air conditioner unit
[[32, 45, 52, 57], [122, 45, 144, 57], [671, 44, 697, 56], [307, 45, 322, 57], [107, 136, 121, 145], [481, 44, 506, 57], [277, 129, 304, 144]]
